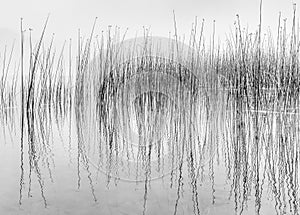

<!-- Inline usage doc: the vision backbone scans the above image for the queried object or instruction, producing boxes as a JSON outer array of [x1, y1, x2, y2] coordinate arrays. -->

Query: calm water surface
[[0, 52, 299, 215]]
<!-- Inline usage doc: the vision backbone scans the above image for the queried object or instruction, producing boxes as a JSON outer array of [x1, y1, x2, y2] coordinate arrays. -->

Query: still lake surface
[[1, 82, 299, 215], [0, 35, 299, 215]]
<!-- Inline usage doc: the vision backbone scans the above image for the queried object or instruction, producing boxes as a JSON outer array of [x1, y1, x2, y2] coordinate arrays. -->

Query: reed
[[0, 8, 299, 214]]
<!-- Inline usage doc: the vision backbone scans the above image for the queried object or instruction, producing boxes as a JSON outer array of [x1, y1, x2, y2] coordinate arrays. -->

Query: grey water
[[0, 35, 299, 215], [1, 82, 299, 215]]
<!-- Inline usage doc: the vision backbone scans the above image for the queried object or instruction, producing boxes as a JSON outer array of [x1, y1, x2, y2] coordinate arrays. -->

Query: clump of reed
[[0, 6, 299, 214]]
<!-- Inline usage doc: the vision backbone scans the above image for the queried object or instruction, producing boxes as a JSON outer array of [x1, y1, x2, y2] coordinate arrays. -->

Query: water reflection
[[0, 36, 299, 215]]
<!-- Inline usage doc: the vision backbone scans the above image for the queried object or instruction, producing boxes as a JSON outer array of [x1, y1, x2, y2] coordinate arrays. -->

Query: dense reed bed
[[0, 9, 300, 214]]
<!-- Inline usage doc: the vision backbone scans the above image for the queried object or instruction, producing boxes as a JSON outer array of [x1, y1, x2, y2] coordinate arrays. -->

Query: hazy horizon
[[0, 0, 298, 45]]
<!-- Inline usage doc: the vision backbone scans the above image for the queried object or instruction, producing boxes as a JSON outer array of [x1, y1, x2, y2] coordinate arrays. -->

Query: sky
[[0, 0, 298, 49]]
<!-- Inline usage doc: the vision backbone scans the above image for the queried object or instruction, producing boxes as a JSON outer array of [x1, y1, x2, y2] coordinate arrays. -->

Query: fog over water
[[1, 1, 300, 215]]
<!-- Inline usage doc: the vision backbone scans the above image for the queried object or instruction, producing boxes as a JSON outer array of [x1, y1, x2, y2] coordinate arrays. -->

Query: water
[[1, 84, 299, 215], [0, 36, 300, 215]]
